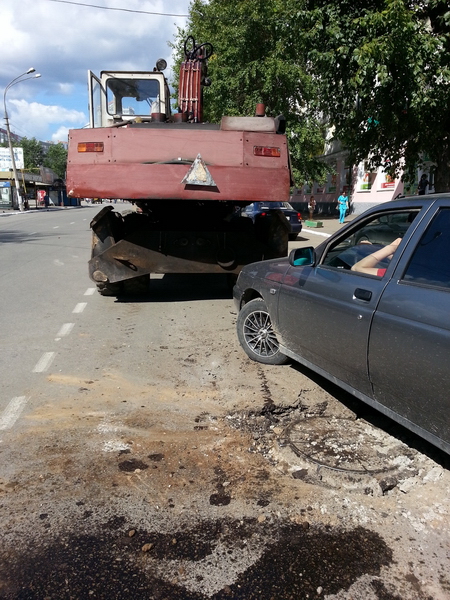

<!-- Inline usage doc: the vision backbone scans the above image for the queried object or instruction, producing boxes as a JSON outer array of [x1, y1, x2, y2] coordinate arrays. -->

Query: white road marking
[[70, 221, 75, 224], [0, 396, 28, 430], [72, 302, 87, 313], [53, 226, 60, 229], [33, 352, 56, 373], [302, 228, 331, 238], [56, 322, 75, 338], [84, 288, 96, 296]]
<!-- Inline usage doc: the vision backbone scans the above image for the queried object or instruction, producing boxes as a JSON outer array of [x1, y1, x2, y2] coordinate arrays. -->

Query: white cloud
[[8, 99, 87, 141], [51, 126, 72, 143], [56, 83, 75, 96], [1, 0, 190, 140]]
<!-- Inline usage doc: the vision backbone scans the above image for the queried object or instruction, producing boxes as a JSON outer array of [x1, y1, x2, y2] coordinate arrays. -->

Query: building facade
[[290, 138, 435, 216]]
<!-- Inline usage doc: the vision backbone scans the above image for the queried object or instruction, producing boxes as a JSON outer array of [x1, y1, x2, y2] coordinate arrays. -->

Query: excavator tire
[[96, 281, 123, 296], [122, 275, 150, 295], [96, 275, 149, 297]]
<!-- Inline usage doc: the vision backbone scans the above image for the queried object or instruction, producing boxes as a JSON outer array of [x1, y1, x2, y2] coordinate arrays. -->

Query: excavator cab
[[88, 64, 172, 128]]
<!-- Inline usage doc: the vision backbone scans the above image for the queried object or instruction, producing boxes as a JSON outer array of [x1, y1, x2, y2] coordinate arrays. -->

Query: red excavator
[[66, 37, 294, 295]]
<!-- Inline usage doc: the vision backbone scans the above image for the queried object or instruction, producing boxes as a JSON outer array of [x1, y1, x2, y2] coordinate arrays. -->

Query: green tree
[[44, 143, 68, 180], [170, 0, 328, 186], [1, 137, 45, 170], [17, 137, 45, 170], [303, 0, 450, 191]]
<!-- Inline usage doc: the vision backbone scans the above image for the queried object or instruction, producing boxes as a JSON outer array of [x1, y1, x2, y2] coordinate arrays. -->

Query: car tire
[[236, 298, 288, 365]]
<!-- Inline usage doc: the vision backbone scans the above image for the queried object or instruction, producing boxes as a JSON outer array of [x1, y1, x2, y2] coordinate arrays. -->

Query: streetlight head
[[35, 74, 42, 79], [27, 68, 36, 74]]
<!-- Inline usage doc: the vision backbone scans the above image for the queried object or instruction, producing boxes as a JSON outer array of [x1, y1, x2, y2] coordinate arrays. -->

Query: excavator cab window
[[106, 78, 161, 117]]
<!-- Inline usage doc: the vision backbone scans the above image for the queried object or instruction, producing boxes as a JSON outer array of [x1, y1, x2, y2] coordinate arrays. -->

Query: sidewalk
[[301, 213, 357, 238]]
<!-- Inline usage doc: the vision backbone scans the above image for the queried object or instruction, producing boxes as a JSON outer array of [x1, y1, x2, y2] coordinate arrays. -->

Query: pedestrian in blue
[[337, 191, 348, 224]]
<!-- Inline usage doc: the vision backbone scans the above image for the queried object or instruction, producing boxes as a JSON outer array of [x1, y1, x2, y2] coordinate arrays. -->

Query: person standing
[[308, 196, 316, 221], [418, 174, 429, 195], [337, 191, 348, 224]]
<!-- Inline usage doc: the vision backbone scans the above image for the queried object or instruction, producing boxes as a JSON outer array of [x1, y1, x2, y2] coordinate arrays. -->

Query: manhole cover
[[286, 416, 410, 475]]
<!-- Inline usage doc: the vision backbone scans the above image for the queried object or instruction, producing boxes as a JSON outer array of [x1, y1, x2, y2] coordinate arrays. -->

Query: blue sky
[[1, 0, 190, 143]]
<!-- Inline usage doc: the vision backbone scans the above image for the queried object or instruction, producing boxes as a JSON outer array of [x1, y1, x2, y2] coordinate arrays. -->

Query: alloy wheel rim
[[243, 310, 280, 357]]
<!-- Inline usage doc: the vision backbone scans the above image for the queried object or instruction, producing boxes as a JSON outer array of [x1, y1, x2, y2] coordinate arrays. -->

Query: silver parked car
[[234, 196, 450, 455]]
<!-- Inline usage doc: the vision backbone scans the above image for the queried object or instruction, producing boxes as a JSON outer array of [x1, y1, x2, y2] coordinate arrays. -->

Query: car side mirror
[[289, 246, 315, 267]]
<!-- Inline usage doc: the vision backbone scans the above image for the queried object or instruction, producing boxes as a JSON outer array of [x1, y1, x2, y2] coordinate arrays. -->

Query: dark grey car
[[240, 201, 303, 240], [234, 196, 450, 455]]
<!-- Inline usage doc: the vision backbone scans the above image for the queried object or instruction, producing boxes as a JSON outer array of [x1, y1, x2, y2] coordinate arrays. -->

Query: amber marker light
[[78, 142, 104, 152], [253, 146, 281, 157]]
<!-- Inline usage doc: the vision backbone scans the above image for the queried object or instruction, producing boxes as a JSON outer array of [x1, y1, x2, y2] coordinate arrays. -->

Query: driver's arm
[[351, 238, 402, 275]]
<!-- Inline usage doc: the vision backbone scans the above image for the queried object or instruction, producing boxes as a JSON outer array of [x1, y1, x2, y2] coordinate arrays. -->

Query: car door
[[276, 260, 387, 396], [275, 208, 421, 396], [368, 203, 450, 450], [88, 71, 105, 128]]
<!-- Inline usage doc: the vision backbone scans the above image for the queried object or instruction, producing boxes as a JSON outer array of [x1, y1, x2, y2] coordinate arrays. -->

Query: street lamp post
[[3, 68, 41, 211]]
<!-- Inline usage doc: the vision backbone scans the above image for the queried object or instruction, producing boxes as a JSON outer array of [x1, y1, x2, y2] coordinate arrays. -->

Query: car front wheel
[[236, 298, 288, 365]]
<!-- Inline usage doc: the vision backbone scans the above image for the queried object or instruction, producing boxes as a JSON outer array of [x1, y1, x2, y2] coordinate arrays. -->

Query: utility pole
[[3, 68, 41, 211]]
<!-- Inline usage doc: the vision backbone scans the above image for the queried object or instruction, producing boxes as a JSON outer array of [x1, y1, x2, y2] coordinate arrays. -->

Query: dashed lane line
[[0, 396, 28, 431], [73, 302, 87, 313], [55, 322, 75, 340], [32, 352, 56, 373], [1, 283, 95, 435], [3, 290, 92, 435]]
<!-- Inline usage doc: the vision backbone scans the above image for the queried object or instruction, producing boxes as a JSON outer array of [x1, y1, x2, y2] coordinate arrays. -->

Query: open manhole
[[280, 415, 419, 492]]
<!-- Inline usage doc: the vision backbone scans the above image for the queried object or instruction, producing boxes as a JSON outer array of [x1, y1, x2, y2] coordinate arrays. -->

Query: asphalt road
[[0, 206, 449, 600], [0, 207, 92, 405]]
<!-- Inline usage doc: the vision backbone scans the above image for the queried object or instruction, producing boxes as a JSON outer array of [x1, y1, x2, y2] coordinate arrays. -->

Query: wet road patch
[[0, 517, 393, 599], [118, 458, 149, 472]]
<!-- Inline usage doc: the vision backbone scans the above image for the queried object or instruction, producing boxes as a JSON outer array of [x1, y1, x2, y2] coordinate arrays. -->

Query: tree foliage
[[170, 0, 329, 186], [171, 0, 450, 191], [21, 137, 46, 169], [302, 0, 450, 190], [44, 143, 68, 179]]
